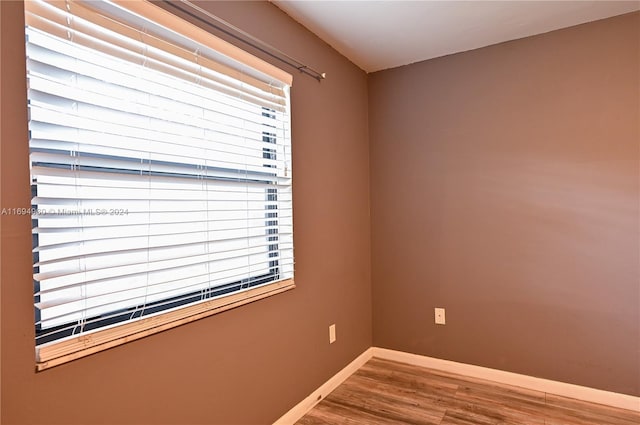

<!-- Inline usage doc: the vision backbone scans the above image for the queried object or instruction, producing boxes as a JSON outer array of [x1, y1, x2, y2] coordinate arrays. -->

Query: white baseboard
[[372, 347, 640, 413], [273, 347, 374, 425]]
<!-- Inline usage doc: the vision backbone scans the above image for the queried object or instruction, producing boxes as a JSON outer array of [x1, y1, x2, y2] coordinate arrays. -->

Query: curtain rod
[[161, 0, 327, 82]]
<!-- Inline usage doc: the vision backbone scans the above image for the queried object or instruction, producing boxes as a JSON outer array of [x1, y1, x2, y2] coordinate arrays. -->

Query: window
[[25, 0, 294, 370]]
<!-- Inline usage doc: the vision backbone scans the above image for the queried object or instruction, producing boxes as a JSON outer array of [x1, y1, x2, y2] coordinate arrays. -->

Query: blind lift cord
[[162, 0, 327, 82]]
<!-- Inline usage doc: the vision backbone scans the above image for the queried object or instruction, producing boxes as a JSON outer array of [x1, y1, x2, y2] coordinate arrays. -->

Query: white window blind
[[25, 0, 294, 370]]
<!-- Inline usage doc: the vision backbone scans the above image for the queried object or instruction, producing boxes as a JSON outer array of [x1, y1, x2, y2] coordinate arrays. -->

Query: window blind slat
[[25, 1, 288, 104], [35, 252, 293, 295], [36, 231, 284, 264], [37, 267, 295, 329], [27, 74, 288, 138], [37, 263, 295, 315], [28, 107, 285, 174]]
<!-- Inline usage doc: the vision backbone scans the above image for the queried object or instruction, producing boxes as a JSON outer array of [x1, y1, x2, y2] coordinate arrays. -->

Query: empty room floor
[[296, 358, 640, 425]]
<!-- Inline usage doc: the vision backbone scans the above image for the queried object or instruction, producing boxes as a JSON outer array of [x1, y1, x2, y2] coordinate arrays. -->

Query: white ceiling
[[272, 1, 640, 73]]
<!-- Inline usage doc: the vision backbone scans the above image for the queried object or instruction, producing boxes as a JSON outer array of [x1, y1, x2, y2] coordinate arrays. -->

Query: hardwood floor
[[296, 358, 640, 425]]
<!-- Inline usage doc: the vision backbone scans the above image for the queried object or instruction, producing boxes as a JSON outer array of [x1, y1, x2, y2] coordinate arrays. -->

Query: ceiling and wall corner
[[272, 0, 640, 72]]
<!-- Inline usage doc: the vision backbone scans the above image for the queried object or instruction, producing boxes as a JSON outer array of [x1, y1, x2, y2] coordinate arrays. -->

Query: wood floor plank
[[352, 365, 460, 407], [453, 386, 545, 424], [358, 360, 461, 394], [544, 393, 640, 424], [319, 381, 444, 424], [539, 394, 640, 425], [295, 357, 640, 425], [297, 400, 404, 425]]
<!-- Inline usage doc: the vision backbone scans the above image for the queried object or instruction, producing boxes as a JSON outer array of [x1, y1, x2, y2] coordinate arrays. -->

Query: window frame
[[26, 0, 295, 371]]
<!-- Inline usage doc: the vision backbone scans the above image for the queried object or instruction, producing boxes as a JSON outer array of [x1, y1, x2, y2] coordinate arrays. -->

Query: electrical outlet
[[434, 308, 446, 325], [329, 324, 336, 344]]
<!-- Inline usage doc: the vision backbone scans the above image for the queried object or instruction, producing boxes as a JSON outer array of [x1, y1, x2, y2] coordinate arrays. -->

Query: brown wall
[[369, 12, 639, 396], [1, 1, 371, 424]]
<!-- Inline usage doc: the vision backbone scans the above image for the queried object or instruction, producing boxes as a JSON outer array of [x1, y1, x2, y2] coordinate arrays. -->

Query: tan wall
[[0, 1, 371, 424], [369, 12, 639, 396]]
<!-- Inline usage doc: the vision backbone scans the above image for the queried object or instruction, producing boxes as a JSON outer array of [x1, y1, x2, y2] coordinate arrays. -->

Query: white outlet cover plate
[[329, 324, 336, 343]]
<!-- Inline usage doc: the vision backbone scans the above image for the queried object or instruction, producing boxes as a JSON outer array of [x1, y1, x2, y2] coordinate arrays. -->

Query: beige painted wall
[[369, 12, 639, 396], [1, 2, 372, 424]]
